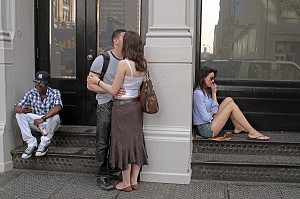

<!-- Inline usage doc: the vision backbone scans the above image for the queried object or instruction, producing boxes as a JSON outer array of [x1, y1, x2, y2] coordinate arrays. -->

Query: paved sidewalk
[[0, 169, 299, 199]]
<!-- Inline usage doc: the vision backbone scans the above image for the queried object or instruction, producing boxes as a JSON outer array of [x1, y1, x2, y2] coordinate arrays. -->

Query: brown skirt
[[109, 100, 149, 171]]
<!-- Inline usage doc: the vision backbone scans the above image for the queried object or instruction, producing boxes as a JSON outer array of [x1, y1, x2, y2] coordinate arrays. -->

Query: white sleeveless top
[[120, 59, 144, 98]]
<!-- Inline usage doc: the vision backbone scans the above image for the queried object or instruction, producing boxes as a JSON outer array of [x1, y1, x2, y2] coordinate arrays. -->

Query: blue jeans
[[95, 101, 113, 177]]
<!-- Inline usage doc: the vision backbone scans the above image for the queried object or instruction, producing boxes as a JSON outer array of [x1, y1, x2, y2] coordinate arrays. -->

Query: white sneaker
[[21, 146, 37, 159], [35, 145, 48, 157]]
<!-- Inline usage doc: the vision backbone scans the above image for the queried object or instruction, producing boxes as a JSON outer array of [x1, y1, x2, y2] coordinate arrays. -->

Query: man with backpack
[[87, 29, 127, 190]]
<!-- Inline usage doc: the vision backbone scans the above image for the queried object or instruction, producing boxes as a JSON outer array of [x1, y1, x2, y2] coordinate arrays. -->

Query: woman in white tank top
[[87, 31, 148, 192]]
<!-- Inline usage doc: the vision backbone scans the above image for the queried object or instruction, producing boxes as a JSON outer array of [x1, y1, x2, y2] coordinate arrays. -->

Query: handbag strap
[[145, 70, 150, 80]]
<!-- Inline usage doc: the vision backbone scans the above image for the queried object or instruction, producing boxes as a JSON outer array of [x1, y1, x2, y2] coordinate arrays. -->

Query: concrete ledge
[[142, 125, 192, 184], [140, 171, 191, 184], [0, 161, 13, 172]]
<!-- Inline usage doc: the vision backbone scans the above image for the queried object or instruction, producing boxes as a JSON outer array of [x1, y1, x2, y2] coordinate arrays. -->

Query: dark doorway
[[35, 0, 144, 125]]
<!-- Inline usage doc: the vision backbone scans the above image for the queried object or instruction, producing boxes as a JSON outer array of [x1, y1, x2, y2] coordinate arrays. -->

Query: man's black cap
[[34, 71, 50, 84]]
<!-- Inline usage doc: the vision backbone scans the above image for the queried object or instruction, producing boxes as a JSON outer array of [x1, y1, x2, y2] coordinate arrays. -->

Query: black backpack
[[94, 51, 110, 107], [100, 51, 110, 80]]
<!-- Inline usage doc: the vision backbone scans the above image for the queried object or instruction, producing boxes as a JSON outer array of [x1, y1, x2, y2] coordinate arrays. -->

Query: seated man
[[14, 71, 63, 159]]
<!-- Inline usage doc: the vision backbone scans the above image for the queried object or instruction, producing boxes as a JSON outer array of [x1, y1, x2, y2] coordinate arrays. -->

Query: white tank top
[[120, 59, 144, 98]]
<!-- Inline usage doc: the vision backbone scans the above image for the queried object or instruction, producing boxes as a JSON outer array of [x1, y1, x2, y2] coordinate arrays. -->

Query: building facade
[[0, 0, 195, 184]]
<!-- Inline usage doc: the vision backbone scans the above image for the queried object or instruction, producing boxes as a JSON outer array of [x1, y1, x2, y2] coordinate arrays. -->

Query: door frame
[[35, 0, 148, 125], [35, 0, 96, 125]]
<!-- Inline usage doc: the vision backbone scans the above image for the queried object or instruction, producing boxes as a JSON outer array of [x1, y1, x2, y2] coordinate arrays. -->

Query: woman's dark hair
[[193, 66, 217, 97], [122, 31, 147, 72]]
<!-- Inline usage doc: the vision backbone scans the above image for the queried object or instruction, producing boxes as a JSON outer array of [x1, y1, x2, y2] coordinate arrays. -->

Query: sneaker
[[96, 177, 114, 191], [21, 146, 37, 159], [35, 145, 48, 157], [109, 170, 122, 181]]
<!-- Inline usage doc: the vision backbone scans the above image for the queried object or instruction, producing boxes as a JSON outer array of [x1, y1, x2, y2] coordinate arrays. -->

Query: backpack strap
[[99, 51, 110, 80]]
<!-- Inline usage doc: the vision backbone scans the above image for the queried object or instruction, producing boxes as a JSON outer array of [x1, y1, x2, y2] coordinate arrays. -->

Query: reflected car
[[200, 59, 300, 81]]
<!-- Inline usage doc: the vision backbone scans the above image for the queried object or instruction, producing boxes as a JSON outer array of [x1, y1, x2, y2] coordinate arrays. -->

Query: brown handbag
[[140, 71, 159, 114]]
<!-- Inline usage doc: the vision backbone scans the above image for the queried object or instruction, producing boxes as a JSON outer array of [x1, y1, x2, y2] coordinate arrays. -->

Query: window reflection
[[50, 0, 76, 78], [97, 0, 140, 55], [201, 0, 300, 81], [278, 0, 300, 18]]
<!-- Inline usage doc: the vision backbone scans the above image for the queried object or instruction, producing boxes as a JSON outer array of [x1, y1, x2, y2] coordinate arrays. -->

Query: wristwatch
[[41, 116, 46, 121]]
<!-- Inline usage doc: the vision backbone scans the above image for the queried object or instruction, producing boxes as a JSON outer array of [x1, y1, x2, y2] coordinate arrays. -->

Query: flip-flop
[[247, 135, 270, 141], [210, 132, 232, 141], [193, 135, 205, 140], [233, 130, 248, 134]]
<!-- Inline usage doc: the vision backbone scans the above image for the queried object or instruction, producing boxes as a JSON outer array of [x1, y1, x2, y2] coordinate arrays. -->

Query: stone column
[[0, 0, 35, 172], [141, 0, 194, 184], [0, 0, 14, 172]]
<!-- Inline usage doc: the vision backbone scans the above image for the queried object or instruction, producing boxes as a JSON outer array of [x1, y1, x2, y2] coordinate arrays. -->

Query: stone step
[[191, 153, 300, 183], [11, 145, 96, 174], [11, 125, 97, 173], [193, 131, 300, 155], [33, 125, 96, 147], [191, 131, 300, 183], [216, 84, 300, 132], [192, 153, 300, 167]]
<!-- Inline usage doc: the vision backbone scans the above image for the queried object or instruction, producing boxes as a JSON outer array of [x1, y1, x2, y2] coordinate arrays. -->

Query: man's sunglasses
[[33, 82, 46, 87]]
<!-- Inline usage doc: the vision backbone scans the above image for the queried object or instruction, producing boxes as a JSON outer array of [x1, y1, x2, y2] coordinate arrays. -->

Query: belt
[[113, 97, 140, 106]]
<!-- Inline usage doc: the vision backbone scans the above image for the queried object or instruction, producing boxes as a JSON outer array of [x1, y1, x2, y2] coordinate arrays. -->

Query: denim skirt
[[196, 123, 214, 138]]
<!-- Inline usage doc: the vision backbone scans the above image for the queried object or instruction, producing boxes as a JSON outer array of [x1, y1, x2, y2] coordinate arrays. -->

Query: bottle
[[39, 126, 48, 136]]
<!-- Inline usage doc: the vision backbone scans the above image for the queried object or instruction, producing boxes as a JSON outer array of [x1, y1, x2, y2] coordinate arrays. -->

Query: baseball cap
[[33, 71, 50, 84]]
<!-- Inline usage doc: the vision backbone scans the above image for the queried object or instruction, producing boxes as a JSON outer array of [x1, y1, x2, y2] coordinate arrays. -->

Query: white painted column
[[0, 0, 14, 172], [0, 0, 35, 172], [140, 0, 194, 184]]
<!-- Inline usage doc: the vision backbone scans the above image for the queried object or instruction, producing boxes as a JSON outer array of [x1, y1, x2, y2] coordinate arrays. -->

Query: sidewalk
[[0, 169, 299, 199]]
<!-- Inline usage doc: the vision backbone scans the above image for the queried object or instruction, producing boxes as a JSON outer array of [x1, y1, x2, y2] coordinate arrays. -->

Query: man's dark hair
[[111, 29, 127, 42]]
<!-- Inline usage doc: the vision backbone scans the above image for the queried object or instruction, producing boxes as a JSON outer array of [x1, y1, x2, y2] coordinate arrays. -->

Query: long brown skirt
[[109, 100, 149, 171]]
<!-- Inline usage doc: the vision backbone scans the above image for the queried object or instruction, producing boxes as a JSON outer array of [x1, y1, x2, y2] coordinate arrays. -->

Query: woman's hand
[[211, 82, 217, 94], [87, 73, 100, 85]]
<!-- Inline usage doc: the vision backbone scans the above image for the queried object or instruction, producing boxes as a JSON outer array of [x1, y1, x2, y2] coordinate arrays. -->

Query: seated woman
[[193, 66, 270, 141]]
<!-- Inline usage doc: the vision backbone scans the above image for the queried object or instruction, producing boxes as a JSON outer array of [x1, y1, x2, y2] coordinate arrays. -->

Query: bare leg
[[219, 97, 245, 133], [115, 164, 131, 189], [218, 97, 233, 112], [211, 101, 269, 140], [218, 97, 247, 133], [130, 164, 141, 185]]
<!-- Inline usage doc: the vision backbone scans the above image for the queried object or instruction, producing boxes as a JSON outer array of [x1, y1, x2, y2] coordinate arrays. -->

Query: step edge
[[191, 161, 300, 167]]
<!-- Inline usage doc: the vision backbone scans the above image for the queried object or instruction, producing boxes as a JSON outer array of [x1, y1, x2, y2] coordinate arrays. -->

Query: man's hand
[[87, 73, 100, 85], [115, 87, 126, 97], [22, 106, 33, 114], [33, 118, 44, 127]]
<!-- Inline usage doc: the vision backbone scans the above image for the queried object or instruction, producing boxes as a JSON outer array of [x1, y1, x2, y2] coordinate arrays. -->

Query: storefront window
[[201, 0, 300, 81]]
